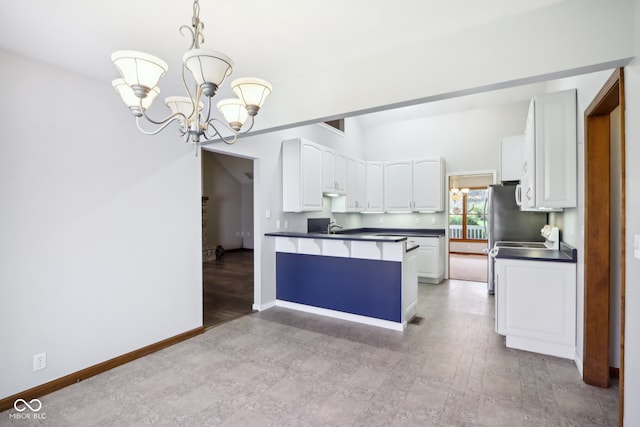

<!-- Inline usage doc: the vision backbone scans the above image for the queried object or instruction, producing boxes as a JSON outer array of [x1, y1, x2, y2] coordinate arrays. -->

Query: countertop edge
[[495, 242, 578, 263], [264, 231, 407, 243]]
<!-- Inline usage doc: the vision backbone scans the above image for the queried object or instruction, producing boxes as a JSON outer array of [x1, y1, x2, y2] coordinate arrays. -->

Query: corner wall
[[622, 0, 640, 420]]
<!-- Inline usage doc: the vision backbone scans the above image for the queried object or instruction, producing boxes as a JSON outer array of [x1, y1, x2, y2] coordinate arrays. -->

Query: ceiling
[[0, 0, 566, 125]]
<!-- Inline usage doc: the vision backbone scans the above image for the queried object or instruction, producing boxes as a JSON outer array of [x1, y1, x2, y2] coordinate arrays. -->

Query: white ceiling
[[0, 0, 565, 124]]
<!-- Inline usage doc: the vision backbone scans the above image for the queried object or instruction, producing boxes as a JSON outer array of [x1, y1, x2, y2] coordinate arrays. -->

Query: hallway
[[203, 249, 254, 328]]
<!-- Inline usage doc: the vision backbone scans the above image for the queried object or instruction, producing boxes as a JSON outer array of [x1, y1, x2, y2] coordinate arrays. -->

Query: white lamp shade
[[165, 96, 203, 120], [231, 77, 272, 108], [111, 50, 168, 90], [183, 49, 234, 87], [112, 79, 159, 110], [217, 98, 249, 129]]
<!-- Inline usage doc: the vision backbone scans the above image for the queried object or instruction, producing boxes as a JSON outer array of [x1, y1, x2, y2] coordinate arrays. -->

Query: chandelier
[[110, 0, 272, 146]]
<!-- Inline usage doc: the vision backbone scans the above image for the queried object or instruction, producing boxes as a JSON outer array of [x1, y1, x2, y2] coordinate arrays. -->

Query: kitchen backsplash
[[276, 197, 447, 233]]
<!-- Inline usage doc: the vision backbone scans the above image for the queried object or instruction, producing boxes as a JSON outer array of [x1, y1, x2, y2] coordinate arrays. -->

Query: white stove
[[493, 225, 560, 252]]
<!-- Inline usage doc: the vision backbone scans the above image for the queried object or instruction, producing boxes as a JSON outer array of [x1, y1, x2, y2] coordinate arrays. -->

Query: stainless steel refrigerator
[[486, 184, 547, 294]]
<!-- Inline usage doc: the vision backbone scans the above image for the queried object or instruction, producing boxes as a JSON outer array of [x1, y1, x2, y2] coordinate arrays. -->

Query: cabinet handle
[[523, 161, 527, 173], [526, 188, 532, 201]]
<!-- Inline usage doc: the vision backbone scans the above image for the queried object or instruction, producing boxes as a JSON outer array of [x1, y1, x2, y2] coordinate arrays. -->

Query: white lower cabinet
[[495, 258, 576, 359], [412, 236, 444, 284]]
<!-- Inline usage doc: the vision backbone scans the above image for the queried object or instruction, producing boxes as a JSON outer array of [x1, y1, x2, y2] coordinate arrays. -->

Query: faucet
[[327, 221, 343, 234]]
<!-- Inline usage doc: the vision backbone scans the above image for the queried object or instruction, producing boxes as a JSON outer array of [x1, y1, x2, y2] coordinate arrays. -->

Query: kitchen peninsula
[[265, 231, 419, 331]]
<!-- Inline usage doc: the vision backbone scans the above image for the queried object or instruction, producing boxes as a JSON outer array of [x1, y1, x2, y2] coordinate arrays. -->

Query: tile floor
[[1, 280, 618, 426]]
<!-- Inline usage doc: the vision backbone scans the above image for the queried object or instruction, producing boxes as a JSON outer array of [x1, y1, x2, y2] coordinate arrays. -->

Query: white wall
[[0, 50, 202, 399], [622, 0, 640, 421]]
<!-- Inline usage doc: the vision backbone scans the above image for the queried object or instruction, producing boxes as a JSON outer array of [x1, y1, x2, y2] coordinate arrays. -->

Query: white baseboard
[[574, 352, 584, 378], [252, 300, 276, 311]]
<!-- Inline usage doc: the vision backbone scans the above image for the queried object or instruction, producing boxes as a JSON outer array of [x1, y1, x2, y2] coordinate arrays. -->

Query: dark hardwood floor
[[202, 249, 254, 328]]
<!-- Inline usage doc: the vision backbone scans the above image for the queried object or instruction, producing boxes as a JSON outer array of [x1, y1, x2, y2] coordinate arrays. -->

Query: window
[[449, 188, 488, 241]]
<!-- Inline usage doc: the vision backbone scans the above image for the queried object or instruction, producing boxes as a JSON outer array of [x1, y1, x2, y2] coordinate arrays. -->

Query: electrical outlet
[[284, 220, 289, 229], [276, 220, 281, 229], [378, 217, 384, 224], [33, 352, 46, 371], [431, 218, 436, 225], [415, 218, 421, 224]]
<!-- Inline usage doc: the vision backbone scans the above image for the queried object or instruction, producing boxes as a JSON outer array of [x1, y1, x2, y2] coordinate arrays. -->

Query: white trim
[[315, 122, 347, 138], [275, 300, 405, 331], [253, 300, 276, 311], [574, 352, 584, 378]]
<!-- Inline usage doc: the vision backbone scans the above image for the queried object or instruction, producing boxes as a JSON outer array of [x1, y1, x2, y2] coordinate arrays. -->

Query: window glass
[[449, 188, 488, 241]]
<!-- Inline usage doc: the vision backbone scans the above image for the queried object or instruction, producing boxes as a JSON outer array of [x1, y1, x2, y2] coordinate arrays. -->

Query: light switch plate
[[634, 235, 640, 259]]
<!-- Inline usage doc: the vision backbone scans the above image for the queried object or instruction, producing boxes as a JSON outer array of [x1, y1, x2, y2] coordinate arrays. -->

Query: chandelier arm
[[141, 108, 188, 129], [180, 61, 197, 106], [203, 120, 239, 145], [135, 116, 185, 136]]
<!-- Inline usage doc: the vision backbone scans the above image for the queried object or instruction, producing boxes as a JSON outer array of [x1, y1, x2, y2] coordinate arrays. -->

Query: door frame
[[583, 68, 625, 424]]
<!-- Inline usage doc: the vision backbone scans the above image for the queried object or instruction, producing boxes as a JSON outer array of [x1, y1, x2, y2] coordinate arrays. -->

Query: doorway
[[201, 150, 255, 328], [583, 68, 625, 423], [447, 172, 494, 282]]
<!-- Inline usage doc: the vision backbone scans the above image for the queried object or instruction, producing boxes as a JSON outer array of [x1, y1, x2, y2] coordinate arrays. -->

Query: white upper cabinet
[[413, 157, 444, 212], [282, 138, 323, 212], [520, 89, 577, 210], [364, 161, 384, 213], [322, 148, 346, 195], [355, 158, 366, 211], [500, 135, 524, 182], [332, 156, 366, 213], [384, 157, 444, 212], [322, 148, 336, 193], [384, 160, 413, 211]]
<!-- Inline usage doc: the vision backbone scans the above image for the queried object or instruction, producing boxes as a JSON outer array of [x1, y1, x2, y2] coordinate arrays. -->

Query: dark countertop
[[495, 242, 577, 263], [264, 231, 407, 243], [337, 227, 446, 237], [266, 228, 446, 243]]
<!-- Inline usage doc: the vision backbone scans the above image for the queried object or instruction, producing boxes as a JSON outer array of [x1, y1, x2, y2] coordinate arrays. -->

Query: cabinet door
[[335, 153, 347, 195], [520, 99, 536, 210], [322, 149, 336, 193], [413, 158, 443, 211], [495, 259, 576, 345], [283, 138, 323, 212], [355, 159, 366, 211], [345, 157, 358, 211], [416, 245, 437, 278], [500, 135, 524, 182], [534, 89, 577, 208], [384, 161, 412, 211], [300, 141, 323, 210], [413, 236, 442, 282], [365, 162, 384, 212]]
